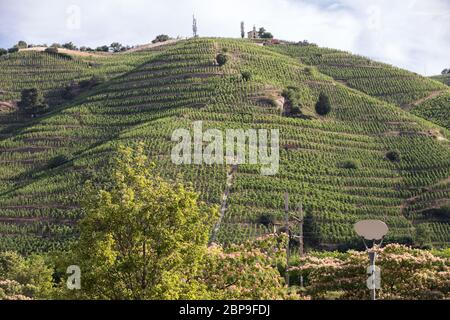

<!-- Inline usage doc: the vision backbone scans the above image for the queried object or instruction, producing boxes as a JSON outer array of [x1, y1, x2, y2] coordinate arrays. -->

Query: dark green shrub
[[17, 41, 27, 49], [414, 224, 432, 248], [18, 88, 48, 115], [386, 150, 401, 162], [315, 92, 331, 116], [338, 159, 360, 169], [152, 35, 170, 43], [0, 48, 7, 56], [96, 45, 109, 52], [62, 42, 77, 50], [241, 71, 252, 81], [258, 213, 276, 227], [8, 47, 19, 54], [216, 53, 228, 66], [110, 42, 122, 52], [282, 87, 301, 115], [48, 155, 70, 169], [45, 47, 59, 54]]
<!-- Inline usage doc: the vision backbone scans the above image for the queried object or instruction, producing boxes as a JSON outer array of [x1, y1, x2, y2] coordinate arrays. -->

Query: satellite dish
[[354, 220, 388, 240]]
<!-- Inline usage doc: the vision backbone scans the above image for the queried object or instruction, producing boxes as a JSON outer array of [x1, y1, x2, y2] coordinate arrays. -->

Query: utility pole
[[299, 203, 304, 256], [291, 202, 304, 287], [192, 14, 198, 38], [284, 192, 290, 286]]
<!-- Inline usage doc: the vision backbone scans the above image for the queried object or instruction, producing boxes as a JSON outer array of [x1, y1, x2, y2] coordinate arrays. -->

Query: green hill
[[268, 44, 450, 129], [431, 74, 450, 86], [0, 38, 449, 254]]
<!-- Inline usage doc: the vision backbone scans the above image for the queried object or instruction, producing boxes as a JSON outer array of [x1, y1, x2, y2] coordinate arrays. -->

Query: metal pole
[[368, 251, 377, 300], [298, 202, 304, 257]]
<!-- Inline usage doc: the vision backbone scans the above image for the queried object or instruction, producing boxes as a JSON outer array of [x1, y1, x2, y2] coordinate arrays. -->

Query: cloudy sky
[[0, 0, 448, 75]]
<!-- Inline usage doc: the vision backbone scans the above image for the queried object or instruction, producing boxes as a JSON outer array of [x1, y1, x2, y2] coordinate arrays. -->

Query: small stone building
[[247, 26, 259, 39]]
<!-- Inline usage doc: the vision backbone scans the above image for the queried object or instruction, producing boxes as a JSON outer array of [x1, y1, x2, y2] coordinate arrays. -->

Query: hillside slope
[[268, 44, 449, 130], [431, 74, 450, 86], [0, 38, 449, 254]]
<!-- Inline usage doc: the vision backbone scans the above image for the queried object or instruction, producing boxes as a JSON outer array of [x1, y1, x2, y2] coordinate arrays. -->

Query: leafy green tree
[[241, 71, 252, 81], [18, 88, 48, 116], [8, 47, 19, 54], [0, 252, 54, 300], [45, 47, 59, 54], [110, 42, 123, 52], [62, 42, 77, 50], [152, 35, 170, 43], [315, 92, 331, 116], [258, 27, 273, 39], [63, 143, 218, 299], [282, 87, 303, 115], [17, 41, 27, 49], [96, 45, 109, 52], [216, 53, 228, 66], [386, 150, 401, 162], [0, 48, 7, 56]]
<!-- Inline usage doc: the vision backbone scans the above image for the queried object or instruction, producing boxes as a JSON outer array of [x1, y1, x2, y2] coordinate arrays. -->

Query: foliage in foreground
[[1, 144, 448, 300], [56, 144, 294, 300], [0, 252, 53, 300], [290, 244, 450, 300]]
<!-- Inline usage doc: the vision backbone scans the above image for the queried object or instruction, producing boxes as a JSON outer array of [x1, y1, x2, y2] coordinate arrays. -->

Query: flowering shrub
[[290, 244, 450, 300], [203, 234, 303, 300]]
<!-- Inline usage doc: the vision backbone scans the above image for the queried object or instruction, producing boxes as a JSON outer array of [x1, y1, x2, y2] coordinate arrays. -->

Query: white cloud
[[0, 0, 448, 75]]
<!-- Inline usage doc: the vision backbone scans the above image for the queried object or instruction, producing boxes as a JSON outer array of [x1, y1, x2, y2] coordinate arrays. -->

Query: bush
[[258, 213, 276, 227], [17, 41, 27, 49], [216, 53, 228, 66], [0, 48, 7, 56], [18, 88, 48, 116], [62, 42, 77, 50], [338, 159, 360, 169], [241, 71, 252, 81], [315, 92, 331, 116], [282, 87, 302, 115], [386, 150, 401, 162], [96, 45, 109, 52], [152, 35, 170, 44], [45, 47, 58, 54], [414, 224, 432, 248], [110, 42, 123, 52], [8, 47, 19, 54], [48, 155, 70, 169]]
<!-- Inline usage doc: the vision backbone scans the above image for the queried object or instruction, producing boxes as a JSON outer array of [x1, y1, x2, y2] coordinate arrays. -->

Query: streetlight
[[354, 220, 389, 300]]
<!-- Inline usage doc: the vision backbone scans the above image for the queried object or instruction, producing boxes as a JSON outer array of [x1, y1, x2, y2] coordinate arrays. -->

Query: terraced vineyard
[[431, 73, 450, 86], [268, 44, 450, 129], [0, 38, 448, 254]]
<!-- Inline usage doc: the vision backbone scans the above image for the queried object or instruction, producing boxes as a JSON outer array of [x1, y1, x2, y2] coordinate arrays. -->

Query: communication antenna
[[354, 220, 389, 300]]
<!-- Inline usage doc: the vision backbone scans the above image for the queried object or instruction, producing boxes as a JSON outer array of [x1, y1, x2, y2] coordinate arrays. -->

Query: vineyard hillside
[[269, 44, 450, 130], [0, 38, 449, 254]]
